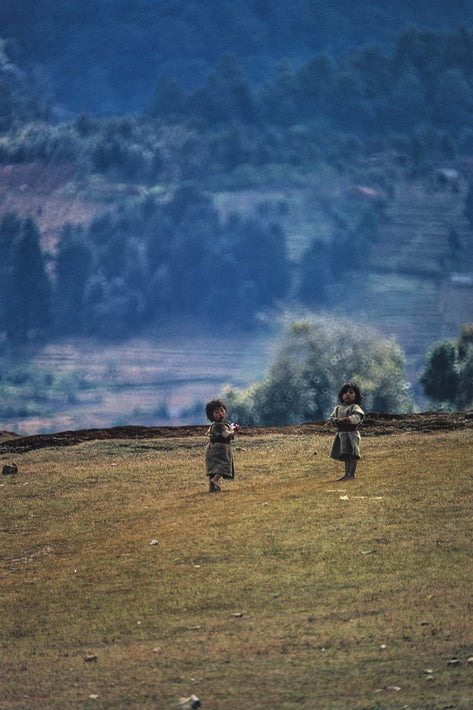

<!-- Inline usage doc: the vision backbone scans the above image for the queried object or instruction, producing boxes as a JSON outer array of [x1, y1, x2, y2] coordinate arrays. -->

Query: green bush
[[420, 323, 473, 409], [224, 314, 412, 426]]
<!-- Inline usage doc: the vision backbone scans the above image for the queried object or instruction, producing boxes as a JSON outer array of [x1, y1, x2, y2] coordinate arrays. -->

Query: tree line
[[148, 26, 473, 138], [0, 179, 388, 343], [1, 23, 473, 413], [2, 0, 473, 114], [2, 27, 473, 183], [0, 185, 291, 341]]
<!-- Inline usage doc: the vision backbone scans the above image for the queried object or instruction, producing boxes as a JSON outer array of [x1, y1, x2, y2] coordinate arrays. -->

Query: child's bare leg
[[338, 456, 357, 481], [210, 473, 222, 491], [347, 456, 357, 478], [337, 457, 350, 481]]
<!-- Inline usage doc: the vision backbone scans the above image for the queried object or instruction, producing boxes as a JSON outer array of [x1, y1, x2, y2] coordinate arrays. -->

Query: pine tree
[[5, 217, 52, 341]]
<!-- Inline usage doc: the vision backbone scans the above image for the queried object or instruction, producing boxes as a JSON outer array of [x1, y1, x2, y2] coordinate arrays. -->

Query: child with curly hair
[[205, 399, 239, 492]]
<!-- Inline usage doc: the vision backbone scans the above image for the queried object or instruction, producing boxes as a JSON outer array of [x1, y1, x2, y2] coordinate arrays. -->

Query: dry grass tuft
[[1, 429, 472, 708]]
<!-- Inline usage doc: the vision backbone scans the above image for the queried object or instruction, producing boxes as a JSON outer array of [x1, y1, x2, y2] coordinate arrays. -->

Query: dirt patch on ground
[[1, 410, 472, 454]]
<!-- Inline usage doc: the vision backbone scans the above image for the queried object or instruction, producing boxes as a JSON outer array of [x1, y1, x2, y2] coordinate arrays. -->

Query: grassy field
[[1, 427, 472, 709]]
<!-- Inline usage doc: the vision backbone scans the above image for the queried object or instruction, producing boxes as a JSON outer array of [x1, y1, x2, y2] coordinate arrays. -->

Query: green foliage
[[224, 314, 412, 425], [420, 323, 473, 409], [464, 180, 473, 228], [0, 214, 52, 341], [54, 223, 94, 333], [5, 25, 473, 185], [0, 39, 48, 131], [297, 239, 331, 306], [45, 184, 290, 337]]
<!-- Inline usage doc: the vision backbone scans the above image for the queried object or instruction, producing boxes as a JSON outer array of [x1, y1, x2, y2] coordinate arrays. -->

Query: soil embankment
[[1, 410, 472, 453]]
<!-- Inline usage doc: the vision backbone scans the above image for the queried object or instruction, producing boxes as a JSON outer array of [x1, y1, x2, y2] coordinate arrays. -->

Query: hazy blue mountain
[[2, 0, 473, 115]]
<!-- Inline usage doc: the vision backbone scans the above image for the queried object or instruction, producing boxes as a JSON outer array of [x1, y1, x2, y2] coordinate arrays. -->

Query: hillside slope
[[1, 419, 472, 708], [351, 177, 473, 368], [1, 162, 473, 399], [4, 0, 473, 115]]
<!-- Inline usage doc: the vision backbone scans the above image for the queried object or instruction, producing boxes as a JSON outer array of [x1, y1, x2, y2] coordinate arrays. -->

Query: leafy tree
[[464, 181, 473, 228], [213, 123, 253, 170], [420, 340, 459, 406], [297, 239, 331, 306], [296, 54, 335, 119], [394, 24, 427, 73], [433, 69, 473, 127], [4, 217, 51, 341], [53, 223, 94, 333], [0, 38, 48, 130], [0, 212, 21, 331], [189, 54, 256, 125], [146, 74, 186, 117], [223, 215, 290, 312], [387, 69, 427, 131], [259, 60, 299, 127], [420, 324, 473, 409], [224, 315, 411, 425]]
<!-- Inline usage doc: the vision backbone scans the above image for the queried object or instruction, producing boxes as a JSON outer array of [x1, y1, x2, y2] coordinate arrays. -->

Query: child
[[205, 399, 239, 492], [329, 381, 365, 481]]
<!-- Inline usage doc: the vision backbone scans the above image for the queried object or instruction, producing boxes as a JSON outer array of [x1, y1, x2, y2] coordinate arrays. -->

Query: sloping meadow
[[1, 427, 472, 709]]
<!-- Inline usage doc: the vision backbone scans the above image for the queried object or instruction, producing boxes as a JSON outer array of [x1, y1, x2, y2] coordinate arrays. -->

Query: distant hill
[[2, 0, 473, 114], [215, 167, 473, 383], [347, 175, 473, 373], [2, 157, 472, 393]]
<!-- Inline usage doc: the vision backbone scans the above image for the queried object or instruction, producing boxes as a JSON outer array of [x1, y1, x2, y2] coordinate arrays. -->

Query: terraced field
[[342, 178, 473, 375], [1, 329, 275, 435]]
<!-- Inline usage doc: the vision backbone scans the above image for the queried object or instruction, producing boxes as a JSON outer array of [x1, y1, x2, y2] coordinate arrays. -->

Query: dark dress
[[205, 421, 235, 479]]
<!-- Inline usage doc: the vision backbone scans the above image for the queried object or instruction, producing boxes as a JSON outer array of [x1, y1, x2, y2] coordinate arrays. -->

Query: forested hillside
[[2, 0, 473, 114], [1, 4, 473, 426]]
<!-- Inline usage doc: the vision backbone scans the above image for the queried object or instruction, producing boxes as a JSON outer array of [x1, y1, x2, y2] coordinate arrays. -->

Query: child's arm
[[337, 406, 364, 425], [328, 406, 339, 426], [227, 423, 241, 440], [346, 405, 364, 425], [210, 421, 238, 441]]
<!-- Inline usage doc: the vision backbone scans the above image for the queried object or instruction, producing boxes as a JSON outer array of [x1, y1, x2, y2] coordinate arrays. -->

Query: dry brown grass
[[1, 429, 472, 709]]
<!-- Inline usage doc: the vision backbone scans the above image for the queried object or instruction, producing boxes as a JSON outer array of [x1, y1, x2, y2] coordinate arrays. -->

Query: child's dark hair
[[205, 399, 226, 421], [337, 381, 363, 404]]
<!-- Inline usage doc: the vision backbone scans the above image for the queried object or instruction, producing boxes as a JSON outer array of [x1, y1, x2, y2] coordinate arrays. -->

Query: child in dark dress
[[205, 399, 239, 492]]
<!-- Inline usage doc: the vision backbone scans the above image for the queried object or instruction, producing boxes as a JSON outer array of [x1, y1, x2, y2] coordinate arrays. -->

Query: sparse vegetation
[[1, 425, 472, 708]]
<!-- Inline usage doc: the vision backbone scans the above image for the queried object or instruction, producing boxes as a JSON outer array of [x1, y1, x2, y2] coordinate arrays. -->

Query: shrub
[[420, 324, 473, 409], [224, 314, 412, 426]]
